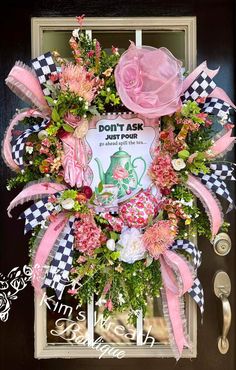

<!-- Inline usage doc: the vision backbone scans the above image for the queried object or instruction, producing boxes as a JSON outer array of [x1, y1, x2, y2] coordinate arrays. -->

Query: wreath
[[2, 15, 235, 358]]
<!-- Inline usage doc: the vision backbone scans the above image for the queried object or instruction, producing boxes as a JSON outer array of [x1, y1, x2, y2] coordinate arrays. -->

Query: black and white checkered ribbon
[[19, 195, 60, 234], [182, 71, 216, 102], [171, 239, 204, 314], [31, 52, 57, 97], [199, 98, 231, 119], [198, 164, 235, 212], [182, 71, 233, 119], [43, 216, 75, 299], [12, 118, 48, 169], [209, 163, 235, 180]]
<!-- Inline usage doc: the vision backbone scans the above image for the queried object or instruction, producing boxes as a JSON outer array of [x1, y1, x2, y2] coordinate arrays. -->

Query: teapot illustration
[[94, 147, 146, 198]]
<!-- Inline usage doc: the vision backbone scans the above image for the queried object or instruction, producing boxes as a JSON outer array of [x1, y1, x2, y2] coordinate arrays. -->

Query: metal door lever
[[213, 271, 231, 354]]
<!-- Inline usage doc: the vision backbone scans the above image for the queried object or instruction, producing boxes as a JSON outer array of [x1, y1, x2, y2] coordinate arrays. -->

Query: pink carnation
[[142, 220, 176, 259], [148, 152, 179, 189], [74, 217, 101, 255]]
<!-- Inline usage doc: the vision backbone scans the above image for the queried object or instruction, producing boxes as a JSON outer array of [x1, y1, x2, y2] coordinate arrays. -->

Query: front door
[[0, 1, 235, 370]]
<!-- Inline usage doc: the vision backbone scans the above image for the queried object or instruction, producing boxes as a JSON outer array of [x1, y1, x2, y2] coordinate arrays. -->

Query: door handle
[[213, 271, 232, 354]]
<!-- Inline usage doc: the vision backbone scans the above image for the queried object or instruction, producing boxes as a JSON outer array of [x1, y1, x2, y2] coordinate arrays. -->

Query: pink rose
[[112, 165, 129, 180], [64, 113, 81, 128], [115, 42, 183, 118]]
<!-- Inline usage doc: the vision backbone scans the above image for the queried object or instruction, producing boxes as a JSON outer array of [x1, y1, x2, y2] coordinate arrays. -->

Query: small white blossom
[[171, 158, 186, 171], [25, 146, 33, 154], [179, 198, 194, 207], [118, 293, 125, 305], [72, 28, 79, 38], [38, 130, 48, 140], [95, 297, 107, 307], [106, 239, 116, 251], [61, 198, 75, 210]]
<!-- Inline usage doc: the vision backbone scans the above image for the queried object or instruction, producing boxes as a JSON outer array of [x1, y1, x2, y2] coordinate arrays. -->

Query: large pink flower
[[74, 217, 101, 255], [142, 220, 176, 259], [115, 43, 183, 117], [59, 63, 99, 102], [148, 151, 179, 189]]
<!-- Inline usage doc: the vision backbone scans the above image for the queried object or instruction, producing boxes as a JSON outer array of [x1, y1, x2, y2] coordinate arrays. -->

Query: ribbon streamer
[[32, 213, 68, 295], [7, 181, 66, 217], [31, 52, 57, 97], [187, 174, 223, 237], [12, 118, 49, 168], [19, 195, 60, 234], [206, 129, 236, 158], [171, 240, 204, 314], [43, 216, 75, 299], [160, 249, 194, 359]]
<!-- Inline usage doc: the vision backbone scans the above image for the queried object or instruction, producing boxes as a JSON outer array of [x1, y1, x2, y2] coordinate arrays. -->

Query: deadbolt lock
[[213, 233, 231, 256]]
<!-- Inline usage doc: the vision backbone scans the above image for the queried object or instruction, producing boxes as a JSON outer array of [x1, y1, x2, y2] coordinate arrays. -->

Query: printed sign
[[86, 114, 159, 203]]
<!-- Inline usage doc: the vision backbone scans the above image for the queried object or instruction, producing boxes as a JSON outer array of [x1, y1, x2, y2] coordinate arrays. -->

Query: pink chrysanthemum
[[59, 63, 99, 102], [74, 217, 101, 255], [142, 220, 176, 259], [148, 151, 179, 189]]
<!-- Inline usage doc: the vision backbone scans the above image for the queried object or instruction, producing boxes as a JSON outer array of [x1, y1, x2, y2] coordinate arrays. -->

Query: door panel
[[0, 1, 235, 370]]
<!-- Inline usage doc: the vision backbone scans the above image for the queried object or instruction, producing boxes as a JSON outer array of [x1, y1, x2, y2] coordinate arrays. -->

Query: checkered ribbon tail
[[171, 239, 201, 269], [31, 52, 57, 96], [198, 172, 235, 212], [12, 118, 48, 168], [43, 216, 75, 299], [188, 278, 204, 314], [171, 239, 204, 313], [198, 97, 232, 119], [19, 195, 60, 234], [209, 163, 235, 180], [182, 71, 216, 102]]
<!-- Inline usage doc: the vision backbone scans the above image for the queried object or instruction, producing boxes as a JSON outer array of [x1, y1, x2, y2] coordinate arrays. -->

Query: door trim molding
[[32, 16, 197, 359]]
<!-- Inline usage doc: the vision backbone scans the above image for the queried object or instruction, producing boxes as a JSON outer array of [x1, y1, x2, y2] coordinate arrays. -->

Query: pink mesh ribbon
[[206, 129, 236, 158], [2, 109, 44, 172], [5, 62, 50, 115], [160, 250, 194, 359], [7, 181, 66, 217], [187, 174, 223, 236]]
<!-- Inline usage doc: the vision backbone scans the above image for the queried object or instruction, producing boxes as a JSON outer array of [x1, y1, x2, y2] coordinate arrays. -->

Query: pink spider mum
[[148, 151, 179, 189], [59, 63, 99, 102], [74, 217, 101, 255], [142, 220, 176, 259]]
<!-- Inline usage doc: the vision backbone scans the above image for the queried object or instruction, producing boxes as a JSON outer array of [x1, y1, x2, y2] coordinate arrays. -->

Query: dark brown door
[[0, 1, 235, 370]]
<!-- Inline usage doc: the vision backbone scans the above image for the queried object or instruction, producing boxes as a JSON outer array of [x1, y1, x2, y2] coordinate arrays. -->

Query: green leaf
[[111, 251, 120, 260], [51, 108, 60, 122], [178, 149, 190, 160], [110, 231, 118, 241], [62, 123, 74, 133], [98, 181, 104, 193], [125, 162, 130, 170], [45, 96, 55, 105]]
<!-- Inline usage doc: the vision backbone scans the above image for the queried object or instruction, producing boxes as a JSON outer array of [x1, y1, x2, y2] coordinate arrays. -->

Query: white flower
[[179, 198, 194, 207], [25, 146, 33, 154], [106, 239, 116, 251], [61, 198, 75, 210], [95, 297, 107, 307], [38, 130, 48, 140], [72, 28, 79, 38], [171, 158, 186, 171], [118, 293, 125, 305], [117, 228, 146, 264]]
